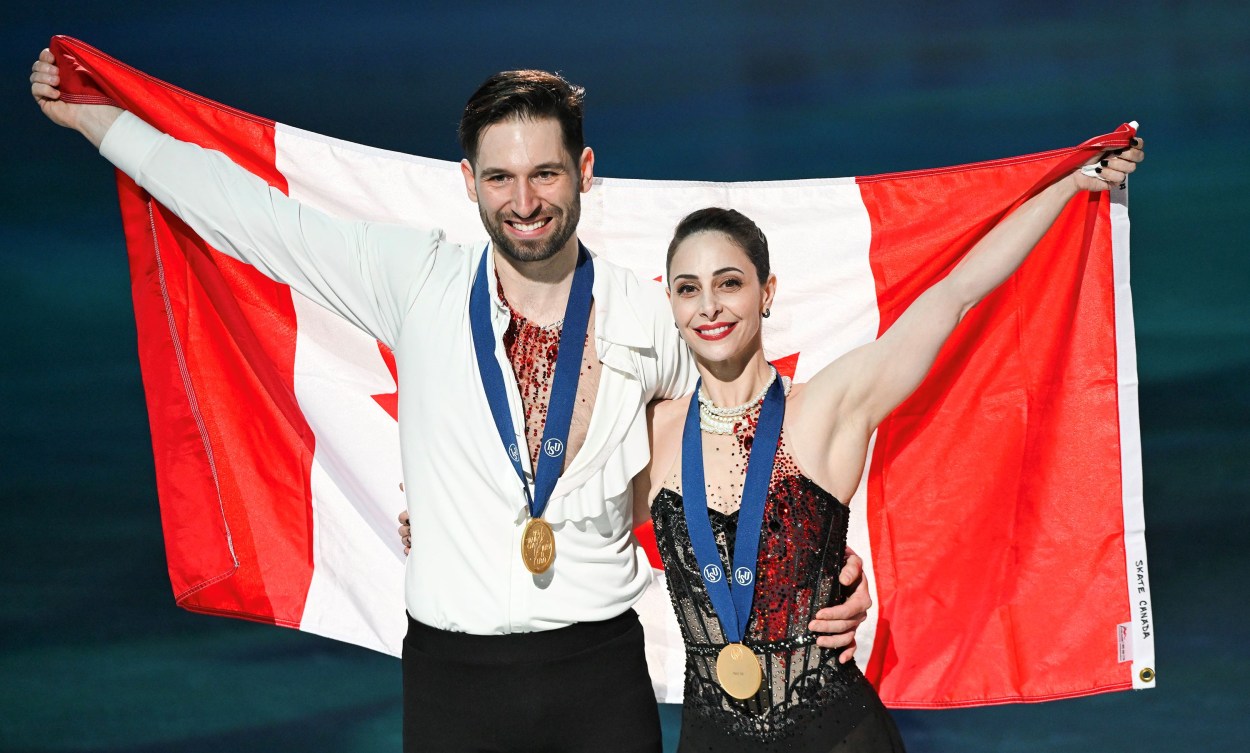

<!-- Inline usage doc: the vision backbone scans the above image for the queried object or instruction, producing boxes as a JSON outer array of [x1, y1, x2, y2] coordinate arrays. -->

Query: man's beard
[[481, 195, 581, 264]]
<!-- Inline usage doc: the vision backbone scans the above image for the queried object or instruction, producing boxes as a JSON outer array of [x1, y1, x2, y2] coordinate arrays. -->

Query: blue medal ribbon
[[469, 244, 594, 519], [680, 373, 786, 645]]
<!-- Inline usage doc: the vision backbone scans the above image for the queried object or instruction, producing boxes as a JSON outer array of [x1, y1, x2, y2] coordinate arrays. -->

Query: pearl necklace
[[698, 367, 790, 435]]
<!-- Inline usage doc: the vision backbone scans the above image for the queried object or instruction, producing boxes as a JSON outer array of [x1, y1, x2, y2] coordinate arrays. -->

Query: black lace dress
[[651, 438, 905, 752]]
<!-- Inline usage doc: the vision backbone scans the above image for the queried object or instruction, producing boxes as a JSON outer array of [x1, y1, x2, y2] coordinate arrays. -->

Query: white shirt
[[100, 111, 696, 634]]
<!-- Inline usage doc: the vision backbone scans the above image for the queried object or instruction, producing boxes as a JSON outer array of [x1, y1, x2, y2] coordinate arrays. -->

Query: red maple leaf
[[771, 352, 800, 381], [371, 341, 399, 422]]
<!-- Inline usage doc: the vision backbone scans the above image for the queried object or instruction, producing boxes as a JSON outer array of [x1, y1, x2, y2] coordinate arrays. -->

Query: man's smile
[[506, 217, 552, 235]]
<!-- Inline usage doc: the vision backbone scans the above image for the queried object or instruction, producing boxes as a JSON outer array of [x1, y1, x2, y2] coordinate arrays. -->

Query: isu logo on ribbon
[[543, 438, 564, 458], [703, 563, 723, 583], [734, 566, 754, 586], [508, 444, 521, 462]]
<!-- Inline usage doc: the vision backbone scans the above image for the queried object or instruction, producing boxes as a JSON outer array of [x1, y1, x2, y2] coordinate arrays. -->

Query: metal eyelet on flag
[[1139, 667, 1155, 683]]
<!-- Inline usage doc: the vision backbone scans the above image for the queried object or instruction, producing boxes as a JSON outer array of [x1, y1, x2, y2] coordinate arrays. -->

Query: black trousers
[[402, 610, 663, 753]]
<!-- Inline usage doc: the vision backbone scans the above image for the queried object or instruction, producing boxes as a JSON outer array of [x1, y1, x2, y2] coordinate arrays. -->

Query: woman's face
[[667, 231, 775, 368]]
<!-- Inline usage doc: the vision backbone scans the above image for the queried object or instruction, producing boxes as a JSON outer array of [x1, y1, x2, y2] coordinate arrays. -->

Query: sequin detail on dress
[[652, 423, 902, 749]]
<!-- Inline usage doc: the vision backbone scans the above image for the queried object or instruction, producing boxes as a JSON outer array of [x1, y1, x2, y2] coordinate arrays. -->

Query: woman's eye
[[721, 278, 742, 289], [677, 284, 696, 295]]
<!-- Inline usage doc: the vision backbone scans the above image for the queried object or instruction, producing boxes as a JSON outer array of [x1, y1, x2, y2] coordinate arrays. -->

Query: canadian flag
[[51, 35, 1154, 708]]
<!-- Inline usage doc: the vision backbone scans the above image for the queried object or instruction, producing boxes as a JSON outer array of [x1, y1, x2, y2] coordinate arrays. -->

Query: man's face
[[461, 117, 594, 264]]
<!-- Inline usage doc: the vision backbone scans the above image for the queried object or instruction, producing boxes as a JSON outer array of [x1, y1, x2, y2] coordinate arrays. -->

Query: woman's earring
[[762, 308, 771, 318]]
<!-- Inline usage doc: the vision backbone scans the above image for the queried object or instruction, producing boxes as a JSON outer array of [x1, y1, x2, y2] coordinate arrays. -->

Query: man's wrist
[[79, 105, 124, 149]]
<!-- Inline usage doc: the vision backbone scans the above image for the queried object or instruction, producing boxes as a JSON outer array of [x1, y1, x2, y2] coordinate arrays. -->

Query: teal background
[[2, 2, 1247, 750]]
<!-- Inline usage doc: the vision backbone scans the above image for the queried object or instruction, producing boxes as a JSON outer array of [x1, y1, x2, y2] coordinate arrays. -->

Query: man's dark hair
[[458, 70, 586, 166], [666, 208, 771, 284]]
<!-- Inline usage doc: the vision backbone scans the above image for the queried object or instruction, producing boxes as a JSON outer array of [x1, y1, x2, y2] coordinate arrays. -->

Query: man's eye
[[486, 175, 509, 183]]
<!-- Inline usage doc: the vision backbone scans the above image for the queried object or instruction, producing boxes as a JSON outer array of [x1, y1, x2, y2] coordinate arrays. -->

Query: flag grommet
[[1139, 667, 1155, 683]]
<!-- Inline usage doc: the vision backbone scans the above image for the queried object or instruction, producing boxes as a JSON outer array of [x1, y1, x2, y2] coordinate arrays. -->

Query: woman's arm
[[792, 141, 1144, 489]]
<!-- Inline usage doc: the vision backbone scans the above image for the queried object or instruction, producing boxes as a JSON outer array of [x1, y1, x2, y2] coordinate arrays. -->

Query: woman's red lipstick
[[693, 322, 736, 341]]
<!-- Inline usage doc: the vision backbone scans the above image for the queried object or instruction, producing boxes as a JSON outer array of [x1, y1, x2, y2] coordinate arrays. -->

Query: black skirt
[[677, 674, 906, 753]]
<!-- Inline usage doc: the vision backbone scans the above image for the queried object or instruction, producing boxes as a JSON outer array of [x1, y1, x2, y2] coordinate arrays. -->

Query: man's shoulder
[[590, 253, 668, 316]]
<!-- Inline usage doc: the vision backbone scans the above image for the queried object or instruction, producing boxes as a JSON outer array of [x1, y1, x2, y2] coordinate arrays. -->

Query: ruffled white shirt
[[100, 111, 696, 634]]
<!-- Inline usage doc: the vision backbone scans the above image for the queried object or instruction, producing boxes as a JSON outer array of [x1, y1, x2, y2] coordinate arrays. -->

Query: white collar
[[480, 244, 654, 351]]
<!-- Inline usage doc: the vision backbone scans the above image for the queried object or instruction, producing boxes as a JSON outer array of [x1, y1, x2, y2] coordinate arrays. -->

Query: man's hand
[[30, 47, 121, 147], [808, 547, 871, 664], [398, 509, 411, 555]]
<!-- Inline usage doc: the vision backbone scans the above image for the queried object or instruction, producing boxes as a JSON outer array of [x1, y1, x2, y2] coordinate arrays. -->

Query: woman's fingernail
[[1095, 167, 1103, 174], [1100, 159, 1109, 167]]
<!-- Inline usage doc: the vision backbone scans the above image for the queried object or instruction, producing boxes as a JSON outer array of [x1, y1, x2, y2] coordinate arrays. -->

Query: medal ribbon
[[680, 372, 785, 644], [469, 244, 594, 519]]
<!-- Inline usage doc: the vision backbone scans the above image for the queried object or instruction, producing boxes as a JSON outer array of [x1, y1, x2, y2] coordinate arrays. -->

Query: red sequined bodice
[[651, 430, 877, 744]]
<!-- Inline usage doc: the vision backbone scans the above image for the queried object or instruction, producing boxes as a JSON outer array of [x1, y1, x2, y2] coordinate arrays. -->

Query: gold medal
[[521, 517, 556, 574], [715, 642, 762, 699]]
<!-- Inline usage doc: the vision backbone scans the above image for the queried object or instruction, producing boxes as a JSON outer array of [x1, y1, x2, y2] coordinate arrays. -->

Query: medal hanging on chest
[[469, 244, 594, 575], [681, 371, 785, 700]]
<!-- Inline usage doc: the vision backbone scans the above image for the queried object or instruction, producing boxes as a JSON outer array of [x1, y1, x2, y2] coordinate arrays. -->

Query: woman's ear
[[762, 273, 777, 313]]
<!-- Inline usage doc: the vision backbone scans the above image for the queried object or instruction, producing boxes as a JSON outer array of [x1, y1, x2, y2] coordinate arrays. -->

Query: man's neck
[[493, 239, 582, 326]]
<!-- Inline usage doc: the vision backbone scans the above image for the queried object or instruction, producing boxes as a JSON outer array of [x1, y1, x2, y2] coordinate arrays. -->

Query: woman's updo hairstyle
[[665, 207, 771, 284]]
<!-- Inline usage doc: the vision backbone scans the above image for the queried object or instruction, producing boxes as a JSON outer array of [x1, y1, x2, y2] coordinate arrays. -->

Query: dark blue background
[[3, 2, 1247, 750]]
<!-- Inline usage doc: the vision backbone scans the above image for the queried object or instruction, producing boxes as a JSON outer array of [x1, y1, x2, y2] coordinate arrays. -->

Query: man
[[31, 51, 870, 752]]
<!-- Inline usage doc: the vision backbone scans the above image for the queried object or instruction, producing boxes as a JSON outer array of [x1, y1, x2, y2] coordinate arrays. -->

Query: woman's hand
[[1073, 136, 1145, 192]]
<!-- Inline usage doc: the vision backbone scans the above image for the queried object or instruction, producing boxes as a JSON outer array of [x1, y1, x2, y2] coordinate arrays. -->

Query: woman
[[637, 142, 1142, 751]]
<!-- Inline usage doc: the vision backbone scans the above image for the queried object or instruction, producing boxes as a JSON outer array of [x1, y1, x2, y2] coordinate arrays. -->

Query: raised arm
[[31, 48, 441, 347], [30, 48, 121, 146], [791, 141, 1144, 497]]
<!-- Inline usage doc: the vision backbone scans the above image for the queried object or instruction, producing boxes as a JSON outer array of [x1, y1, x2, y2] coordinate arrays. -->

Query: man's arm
[[31, 48, 120, 145], [31, 48, 441, 348], [810, 549, 870, 663]]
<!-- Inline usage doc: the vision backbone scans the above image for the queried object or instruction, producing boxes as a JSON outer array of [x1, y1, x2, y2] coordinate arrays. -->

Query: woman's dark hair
[[458, 70, 586, 166], [666, 207, 771, 283]]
